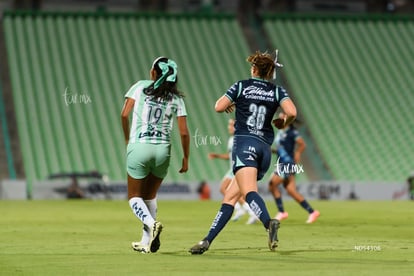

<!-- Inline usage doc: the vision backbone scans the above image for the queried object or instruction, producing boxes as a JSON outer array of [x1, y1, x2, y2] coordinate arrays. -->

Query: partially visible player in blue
[[268, 114, 320, 223], [189, 50, 297, 254], [121, 57, 190, 254]]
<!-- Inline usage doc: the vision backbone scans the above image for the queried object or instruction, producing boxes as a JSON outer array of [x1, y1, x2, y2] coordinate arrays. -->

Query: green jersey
[[125, 80, 187, 144]]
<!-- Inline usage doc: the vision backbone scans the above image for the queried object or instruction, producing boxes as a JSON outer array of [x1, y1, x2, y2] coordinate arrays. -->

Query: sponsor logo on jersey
[[139, 130, 163, 138], [242, 85, 274, 101]]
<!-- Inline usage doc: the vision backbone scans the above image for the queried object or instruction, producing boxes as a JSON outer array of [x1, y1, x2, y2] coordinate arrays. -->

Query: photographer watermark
[[193, 128, 222, 148], [353, 245, 382, 252], [63, 87, 92, 106], [275, 157, 304, 176]]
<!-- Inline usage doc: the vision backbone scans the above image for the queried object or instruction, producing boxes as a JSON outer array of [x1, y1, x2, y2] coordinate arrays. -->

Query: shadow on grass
[[160, 247, 348, 256]]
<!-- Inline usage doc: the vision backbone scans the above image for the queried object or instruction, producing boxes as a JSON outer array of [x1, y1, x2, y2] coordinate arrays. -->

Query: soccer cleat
[[131, 242, 150, 254], [268, 219, 280, 251], [275, 212, 289, 221], [149, 221, 163, 253], [189, 240, 210, 255], [231, 209, 246, 221], [306, 210, 320, 224], [246, 215, 259, 225], [150, 235, 160, 253]]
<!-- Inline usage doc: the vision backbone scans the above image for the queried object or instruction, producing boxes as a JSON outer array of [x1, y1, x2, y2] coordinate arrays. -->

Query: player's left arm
[[121, 98, 135, 144], [294, 136, 306, 164], [273, 87, 297, 129], [208, 152, 230, 160], [177, 116, 190, 173]]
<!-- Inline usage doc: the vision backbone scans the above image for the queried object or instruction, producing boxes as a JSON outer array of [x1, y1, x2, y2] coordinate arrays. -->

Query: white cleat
[[306, 211, 320, 224], [246, 215, 259, 225], [275, 212, 289, 221], [131, 242, 150, 254]]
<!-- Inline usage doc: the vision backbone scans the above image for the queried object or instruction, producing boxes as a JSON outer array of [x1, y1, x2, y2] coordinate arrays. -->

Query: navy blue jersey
[[225, 78, 289, 145], [275, 125, 300, 162]]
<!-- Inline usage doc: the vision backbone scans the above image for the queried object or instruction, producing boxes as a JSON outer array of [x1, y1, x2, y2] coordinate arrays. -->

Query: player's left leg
[[284, 175, 320, 223], [128, 174, 156, 229], [128, 174, 157, 253], [129, 174, 164, 253]]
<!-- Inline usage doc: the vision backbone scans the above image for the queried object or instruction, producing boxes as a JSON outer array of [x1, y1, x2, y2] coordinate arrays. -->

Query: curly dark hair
[[247, 51, 276, 80]]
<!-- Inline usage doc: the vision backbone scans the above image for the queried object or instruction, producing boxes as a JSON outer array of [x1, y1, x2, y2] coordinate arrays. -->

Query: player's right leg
[[127, 175, 156, 254], [189, 179, 241, 254], [269, 174, 289, 220]]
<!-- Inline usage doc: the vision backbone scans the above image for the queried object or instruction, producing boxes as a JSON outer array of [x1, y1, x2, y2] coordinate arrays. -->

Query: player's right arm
[[215, 95, 233, 113], [121, 98, 135, 144], [294, 136, 306, 164], [215, 82, 239, 113]]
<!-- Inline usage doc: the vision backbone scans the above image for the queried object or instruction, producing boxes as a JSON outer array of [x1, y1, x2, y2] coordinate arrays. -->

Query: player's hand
[[225, 104, 235, 113], [208, 153, 217, 159], [273, 118, 285, 129], [179, 157, 188, 173]]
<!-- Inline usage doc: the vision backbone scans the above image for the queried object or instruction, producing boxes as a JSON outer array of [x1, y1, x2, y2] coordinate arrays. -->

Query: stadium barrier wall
[[0, 179, 26, 199], [0, 179, 410, 201]]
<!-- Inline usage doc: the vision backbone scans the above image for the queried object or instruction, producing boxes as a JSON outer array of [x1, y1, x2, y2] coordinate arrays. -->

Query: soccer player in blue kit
[[189, 50, 297, 254], [268, 115, 320, 223]]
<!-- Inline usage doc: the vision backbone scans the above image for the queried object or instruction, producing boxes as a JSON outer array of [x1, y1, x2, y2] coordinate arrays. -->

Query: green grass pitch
[[1, 200, 413, 275]]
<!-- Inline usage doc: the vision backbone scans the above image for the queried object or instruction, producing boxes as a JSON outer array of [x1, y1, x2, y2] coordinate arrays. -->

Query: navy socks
[[246, 191, 271, 229], [204, 203, 234, 244], [300, 200, 314, 213], [275, 197, 284, 213]]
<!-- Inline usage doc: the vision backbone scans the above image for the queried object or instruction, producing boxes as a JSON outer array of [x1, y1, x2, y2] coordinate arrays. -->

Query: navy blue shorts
[[232, 135, 272, 181]]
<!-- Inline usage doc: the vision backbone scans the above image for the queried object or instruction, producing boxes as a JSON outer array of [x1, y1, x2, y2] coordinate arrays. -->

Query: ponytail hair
[[144, 57, 183, 100], [247, 51, 276, 80]]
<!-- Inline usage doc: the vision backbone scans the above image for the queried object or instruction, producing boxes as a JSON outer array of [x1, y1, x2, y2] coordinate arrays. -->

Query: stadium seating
[[264, 15, 414, 181], [4, 11, 413, 192], [2, 12, 252, 189]]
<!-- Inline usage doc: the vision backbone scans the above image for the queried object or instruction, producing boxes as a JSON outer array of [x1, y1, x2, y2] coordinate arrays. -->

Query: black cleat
[[189, 240, 210, 255], [268, 219, 280, 251]]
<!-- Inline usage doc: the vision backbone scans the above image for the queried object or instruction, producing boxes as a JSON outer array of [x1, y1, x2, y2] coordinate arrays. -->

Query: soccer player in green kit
[[121, 57, 190, 254]]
